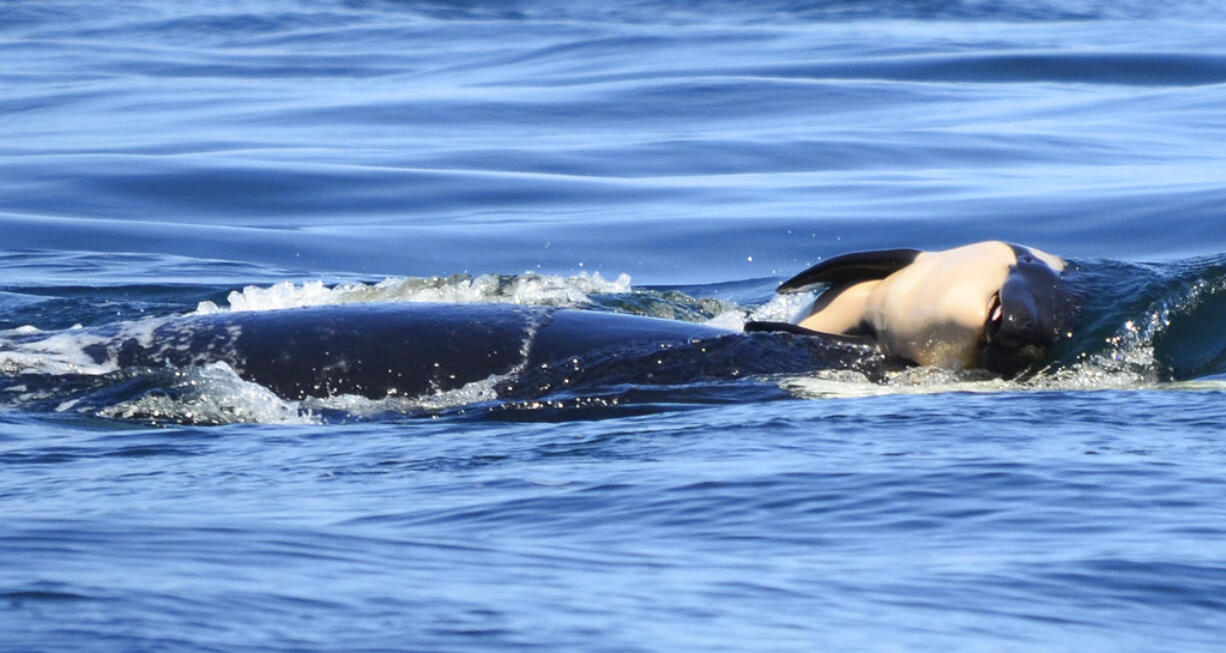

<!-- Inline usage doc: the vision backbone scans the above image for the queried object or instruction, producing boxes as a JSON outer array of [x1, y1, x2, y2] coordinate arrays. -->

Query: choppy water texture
[[4, 1, 1226, 650]]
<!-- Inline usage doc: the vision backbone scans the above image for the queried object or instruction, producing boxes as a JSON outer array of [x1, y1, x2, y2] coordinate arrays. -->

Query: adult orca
[[63, 302, 885, 401], [746, 241, 1078, 377]]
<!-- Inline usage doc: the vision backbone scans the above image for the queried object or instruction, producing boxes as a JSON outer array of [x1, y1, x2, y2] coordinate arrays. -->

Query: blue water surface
[[3, 0, 1226, 650]]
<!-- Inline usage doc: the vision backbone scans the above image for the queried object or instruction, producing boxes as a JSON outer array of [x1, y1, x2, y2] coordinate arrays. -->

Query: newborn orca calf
[[747, 240, 1078, 377]]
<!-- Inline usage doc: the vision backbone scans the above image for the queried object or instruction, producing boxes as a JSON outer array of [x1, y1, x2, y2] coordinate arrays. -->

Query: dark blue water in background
[[4, 1, 1226, 650]]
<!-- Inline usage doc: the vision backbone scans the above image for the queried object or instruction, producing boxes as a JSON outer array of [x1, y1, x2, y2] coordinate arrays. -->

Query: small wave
[[93, 363, 317, 426], [193, 271, 633, 314], [1046, 256, 1226, 383], [189, 270, 764, 328]]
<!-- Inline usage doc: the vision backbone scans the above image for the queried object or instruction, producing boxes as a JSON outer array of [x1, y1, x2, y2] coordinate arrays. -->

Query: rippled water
[[4, 1, 1226, 650]]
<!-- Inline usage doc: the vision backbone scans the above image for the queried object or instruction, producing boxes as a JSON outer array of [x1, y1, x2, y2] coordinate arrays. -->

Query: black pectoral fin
[[776, 248, 921, 293]]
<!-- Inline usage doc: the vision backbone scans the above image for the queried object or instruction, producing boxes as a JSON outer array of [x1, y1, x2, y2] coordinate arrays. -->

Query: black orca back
[[88, 303, 885, 400]]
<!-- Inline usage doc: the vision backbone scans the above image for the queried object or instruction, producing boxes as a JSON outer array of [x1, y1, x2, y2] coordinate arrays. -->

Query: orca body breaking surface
[[76, 302, 886, 400]]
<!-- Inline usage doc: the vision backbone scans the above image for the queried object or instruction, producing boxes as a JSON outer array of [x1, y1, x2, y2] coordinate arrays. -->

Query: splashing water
[[193, 272, 635, 314]]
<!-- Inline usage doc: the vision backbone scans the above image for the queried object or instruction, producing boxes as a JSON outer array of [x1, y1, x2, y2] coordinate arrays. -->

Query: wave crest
[[194, 271, 635, 315]]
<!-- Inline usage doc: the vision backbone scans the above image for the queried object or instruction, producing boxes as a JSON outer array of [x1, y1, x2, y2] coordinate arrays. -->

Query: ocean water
[[4, 1, 1226, 650]]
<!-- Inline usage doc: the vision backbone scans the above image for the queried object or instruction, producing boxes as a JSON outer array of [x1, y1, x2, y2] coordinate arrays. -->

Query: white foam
[[780, 337, 1196, 400], [95, 362, 317, 426], [781, 367, 1012, 400], [193, 271, 634, 314], [301, 372, 507, 418], [0, 313, 192, 378], [705, 292, 812, 330], [0, 329, 117, 376]]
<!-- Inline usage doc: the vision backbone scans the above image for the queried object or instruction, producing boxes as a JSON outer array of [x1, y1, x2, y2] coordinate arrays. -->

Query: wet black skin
[[78, 302, 886, 400]]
